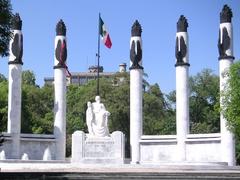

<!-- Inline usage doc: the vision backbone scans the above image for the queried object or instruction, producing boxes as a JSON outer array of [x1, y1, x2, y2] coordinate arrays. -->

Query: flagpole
[[97, 13, 101, 96]]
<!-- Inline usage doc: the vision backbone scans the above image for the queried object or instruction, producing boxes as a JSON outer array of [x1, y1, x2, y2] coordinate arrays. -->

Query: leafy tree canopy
[[0, 74, 8, 132], [0, 0, 13, 57], [189, 69, 220, 133], [22, 70, 36, 86], [167, 69, 220, 134], [221, 61, 240, 136]]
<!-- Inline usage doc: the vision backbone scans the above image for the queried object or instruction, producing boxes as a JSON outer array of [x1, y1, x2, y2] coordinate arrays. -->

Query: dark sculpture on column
[[9, 13, 23, 65], [220, 4, 232, 23], [55, 19, 67, 68], [130, 20, 143, 70], [218, 27, 230, 59], [175, 36, 186, 64], [175, 15, 189, 67], [218, 5, 234, 60]]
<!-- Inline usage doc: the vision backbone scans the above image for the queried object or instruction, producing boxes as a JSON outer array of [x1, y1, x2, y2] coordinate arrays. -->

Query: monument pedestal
[[71, 131, 125, 164]]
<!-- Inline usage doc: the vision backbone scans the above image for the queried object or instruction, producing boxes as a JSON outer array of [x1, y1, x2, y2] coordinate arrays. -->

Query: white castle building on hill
[[44, 63, 127, 86]]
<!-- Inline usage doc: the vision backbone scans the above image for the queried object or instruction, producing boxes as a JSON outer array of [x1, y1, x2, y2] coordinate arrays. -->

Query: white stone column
[[218, 5, 235, 166], [130, 20, 143, 164], [54, 19, 67, 160], [130, 69, 143, 164], [175, 15, 189, 162], [7, 13, 23, 159], [8, 63, 22, 134]]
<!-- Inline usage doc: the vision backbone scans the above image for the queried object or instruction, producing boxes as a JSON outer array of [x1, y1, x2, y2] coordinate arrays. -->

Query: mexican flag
[[99, 17, 112, 49]]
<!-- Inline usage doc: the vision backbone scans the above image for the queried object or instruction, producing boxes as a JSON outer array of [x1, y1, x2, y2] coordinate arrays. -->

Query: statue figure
[[55, 39, 67, 67], [130, 40, 142, 69], [175, 36, 187, 64], [86, 101, 94, 135], [55, 19, 68, 68], [56, 19, 66, 36], [130, 20, 143, 70], [177, 15, 188, 33], [218, 27, 230, 59], [220, 4, 232, 23], [10, 13, 23, 65], [86, 96, 110, 137]]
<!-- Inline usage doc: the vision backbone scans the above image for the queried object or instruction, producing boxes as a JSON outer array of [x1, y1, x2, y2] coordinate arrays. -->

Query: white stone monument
[[0, 150, 6, 160], [218, 5, 235, 166], [86, 96, 110, 137], [43, 146, 52, 160], [21, 153, 29, 160], [71, 96, 125, 164], [130, 20, 143, 164], [54, 19, 67, 160], [175, 15, 190, 162], [7, 13, 23, 159]]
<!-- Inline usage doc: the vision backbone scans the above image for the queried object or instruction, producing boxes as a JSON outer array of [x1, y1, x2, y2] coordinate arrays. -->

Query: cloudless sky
[[0, 0, 240, 93]]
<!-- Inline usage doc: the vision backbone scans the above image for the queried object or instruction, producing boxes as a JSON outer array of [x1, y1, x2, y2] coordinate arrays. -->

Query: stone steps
[[1, 162, 240, 179], [1, 172, 240, 180]]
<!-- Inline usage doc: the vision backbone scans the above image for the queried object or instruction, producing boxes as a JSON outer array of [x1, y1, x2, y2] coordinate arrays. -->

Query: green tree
[[221, 61, 240, 164], [22, 70, 36, 86], [0, 74, 8, 132], [167, 69, 220, 134], [105, 73, 130, 156], [221, 61, 240, 136], [189, 69, 219, 133], [0, 73, 7, 82], [0, 0, 13, 57], [143, 84, 175, 135], [21, 74, 53, 134], [0, 71, 53, 134]]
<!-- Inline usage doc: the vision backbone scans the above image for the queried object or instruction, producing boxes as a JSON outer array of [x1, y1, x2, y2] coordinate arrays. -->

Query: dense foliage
[[0, 0, 13, 57], [189, 69, 220, 133], [221, 61, 240, 163], [167, 69, 220, 134], [0, 75, 8, 132], [143, 83, 176, 135], [221, 61, 240, 136]]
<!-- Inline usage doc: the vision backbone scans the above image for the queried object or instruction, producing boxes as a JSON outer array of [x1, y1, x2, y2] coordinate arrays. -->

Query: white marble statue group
[[86, 96, 110, 137]]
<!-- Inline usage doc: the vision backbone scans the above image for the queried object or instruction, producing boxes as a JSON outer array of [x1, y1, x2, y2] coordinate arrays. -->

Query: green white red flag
[[99, 17, 112, 48]]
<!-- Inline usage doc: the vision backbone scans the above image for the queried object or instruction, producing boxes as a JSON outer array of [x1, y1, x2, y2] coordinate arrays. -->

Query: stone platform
[[0, 162, 240, 179]]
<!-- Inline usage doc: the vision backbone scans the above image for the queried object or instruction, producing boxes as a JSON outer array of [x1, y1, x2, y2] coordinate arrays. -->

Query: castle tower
[[119, 63, 127, 72], [175, 15, 189, 161], [54, 19, 67, 160], [7, 13, 23, 159], [130, 20, 143, 164], [218, 5, 235, 166]]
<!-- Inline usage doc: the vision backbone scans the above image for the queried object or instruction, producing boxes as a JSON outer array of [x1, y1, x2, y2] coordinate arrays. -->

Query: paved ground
[[1, 161, 240, 173], [1, 163, 240, 180]]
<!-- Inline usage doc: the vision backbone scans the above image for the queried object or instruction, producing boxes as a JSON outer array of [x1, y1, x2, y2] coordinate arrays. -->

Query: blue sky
[[1, 0, 240, 93]]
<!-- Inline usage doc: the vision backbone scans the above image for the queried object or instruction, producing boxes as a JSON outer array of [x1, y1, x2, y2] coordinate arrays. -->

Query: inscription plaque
[[84, 139, 114, 158]]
